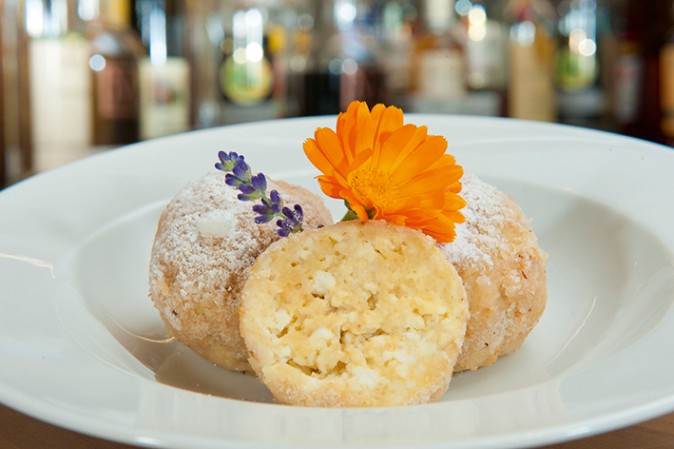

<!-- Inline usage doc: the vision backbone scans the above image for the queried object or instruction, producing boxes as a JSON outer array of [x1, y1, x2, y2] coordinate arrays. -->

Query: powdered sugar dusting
[[442, 173, 509, 269], [151, 170, 267, 296], [198, 209, 237, 239], [149, 170, 334, 332]]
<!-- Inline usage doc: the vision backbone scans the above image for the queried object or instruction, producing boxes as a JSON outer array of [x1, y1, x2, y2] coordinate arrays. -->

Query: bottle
[[608, 0, 643, 135], [460, 0, 507, 93], [555, 0, 606, 128], [299, 0, 385, 116], [284, 5, 314, 117], [183, 1, 222, 128], [0, 0, 6, 187], [500, 0, 557, 122], [23, 0, 91, 172], [409, 0, 467, 108], [660, 1, 674, 145], [455, 0, 507, 116], [134, 0, 191, 139], [83, 0, 146, 147], [634, 1, 671, 143], [374, 0, 418, 107], [215, 1, 286, 124], [3, 0, 30, 182]]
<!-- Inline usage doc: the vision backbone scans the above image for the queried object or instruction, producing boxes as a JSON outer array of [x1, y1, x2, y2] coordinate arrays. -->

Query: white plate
[[1, 116, 674, 449]]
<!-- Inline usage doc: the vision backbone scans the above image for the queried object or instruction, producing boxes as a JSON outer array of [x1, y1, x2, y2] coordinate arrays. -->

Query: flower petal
[[374, 124, 420, 170], [317, 176, 347, 199], [390, 135, 448, 185], [303, 138, 333, 173], [371, 104, 404, 154]]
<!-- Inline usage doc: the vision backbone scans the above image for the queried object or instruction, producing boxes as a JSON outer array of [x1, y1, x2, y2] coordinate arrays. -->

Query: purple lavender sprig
[[215, 150, 304, 237]]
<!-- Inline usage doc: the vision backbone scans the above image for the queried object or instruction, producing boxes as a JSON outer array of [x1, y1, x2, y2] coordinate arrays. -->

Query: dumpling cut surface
[[240, 220, 469, 407]]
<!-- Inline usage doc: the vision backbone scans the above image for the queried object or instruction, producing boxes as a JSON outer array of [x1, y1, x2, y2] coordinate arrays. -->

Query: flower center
[[347, 165, 392, 212]]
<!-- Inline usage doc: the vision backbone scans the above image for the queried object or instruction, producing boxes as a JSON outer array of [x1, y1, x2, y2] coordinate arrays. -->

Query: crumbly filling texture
[[241, 221, 468, 406]]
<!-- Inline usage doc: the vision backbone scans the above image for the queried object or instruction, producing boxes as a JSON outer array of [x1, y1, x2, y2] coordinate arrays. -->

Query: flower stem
[[340, 208, 359, 222]]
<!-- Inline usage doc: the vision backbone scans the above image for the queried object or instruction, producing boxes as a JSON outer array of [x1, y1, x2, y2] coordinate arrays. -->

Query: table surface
[[1, 403, 672, 449]]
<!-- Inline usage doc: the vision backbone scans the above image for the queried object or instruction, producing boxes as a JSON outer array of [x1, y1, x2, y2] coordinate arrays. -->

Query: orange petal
[[444, 192, 467, 211], [375, 124, 419, 170], [408, 161, 463, 187], [347, 146, 374, 174], [340, 189, 370, 221], [390, 135, 448, 185], [392, 191, 446, 213], [304, 138, 338, 177], [317, 176, 347, 199], [314, 128, 349, 175], [372, 104, 404, 154]]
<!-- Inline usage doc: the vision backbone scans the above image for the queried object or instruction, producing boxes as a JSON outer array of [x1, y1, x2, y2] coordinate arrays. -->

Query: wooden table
[[1, 403, 672, 449]]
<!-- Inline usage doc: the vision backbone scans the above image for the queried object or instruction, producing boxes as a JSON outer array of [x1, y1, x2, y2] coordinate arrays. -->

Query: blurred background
[[1, 0, 673, 189]]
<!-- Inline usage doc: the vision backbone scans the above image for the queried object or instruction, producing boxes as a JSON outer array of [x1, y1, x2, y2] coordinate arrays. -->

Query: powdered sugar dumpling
[[441, 173, 548, 372], [149, 171, 333, 372]]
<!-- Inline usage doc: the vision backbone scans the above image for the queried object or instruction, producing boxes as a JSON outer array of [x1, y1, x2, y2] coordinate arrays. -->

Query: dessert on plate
[[148, 100, 548, 406]]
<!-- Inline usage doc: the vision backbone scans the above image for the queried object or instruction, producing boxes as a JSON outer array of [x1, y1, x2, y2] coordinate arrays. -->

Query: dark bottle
[[84, 0, 146, 147], [608, 0, 644, 136], [299, 0, 385, 116], [660, 1, 674, 145], [633, 0, 672, 143], [0, 0, 5, 187]]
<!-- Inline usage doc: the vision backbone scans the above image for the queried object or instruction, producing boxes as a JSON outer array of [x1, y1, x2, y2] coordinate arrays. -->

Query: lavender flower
[[252, 189, 282, 224], [215, 151, 304, 237], [277, 205, 304, 237], [215, 151, 245, 173]]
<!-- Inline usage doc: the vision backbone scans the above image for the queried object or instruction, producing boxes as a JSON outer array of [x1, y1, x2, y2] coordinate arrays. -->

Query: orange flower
[[303, 101, 465, 243]]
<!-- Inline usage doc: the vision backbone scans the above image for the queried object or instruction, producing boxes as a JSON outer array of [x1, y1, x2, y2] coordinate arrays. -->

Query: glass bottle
[[660, 1, 674, 145], [24, 0, 91, 172], [555, 0, 606, 128], [409, 0, 467, 104], [284, 3, 314, 117], [373, 0, 418, 107], [453, 0, 507, 116], [183, 0, 221, 128], [299, 0, 385, 116], [3, 0, 28, 183], [634, 1, 671, 143], [83, 0, 146, 147], [609, 0, 643, 135], [458, 0, 507, 93], [215, 1, 289, 124], [0, 0, 5, 187], [134, 0, 191, 139], [500, 0, 557, 121]]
